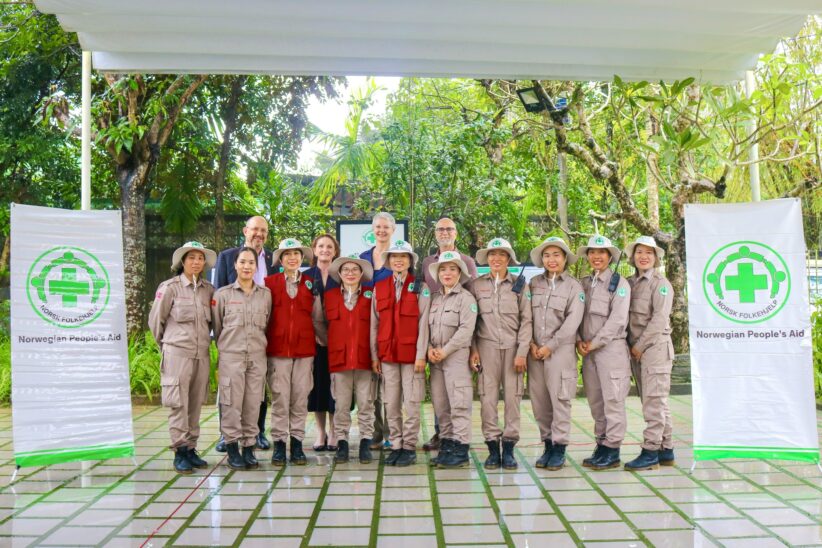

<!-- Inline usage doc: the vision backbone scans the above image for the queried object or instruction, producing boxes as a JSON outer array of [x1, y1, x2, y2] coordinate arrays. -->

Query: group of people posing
[[148, 212, 675, 476]]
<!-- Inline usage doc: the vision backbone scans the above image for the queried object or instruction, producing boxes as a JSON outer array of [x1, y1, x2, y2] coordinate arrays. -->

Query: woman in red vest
[[264, 238, 327, 466], [370, 240, 431, 467], [325, 253, 376, 464]]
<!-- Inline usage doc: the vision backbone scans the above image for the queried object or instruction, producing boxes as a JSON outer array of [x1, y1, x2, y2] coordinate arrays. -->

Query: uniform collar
[[482, 271, 513, 284], [542, 270, 567, 282], [638, 268, 655, 281], [592, 268, 612, 283], [179, 274, 203, 288], [440, 282, 463, 295]]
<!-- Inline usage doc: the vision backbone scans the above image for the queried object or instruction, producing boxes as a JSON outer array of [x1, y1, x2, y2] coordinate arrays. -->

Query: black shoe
[[290, 437, 307, 465], [590, 446, 621, 470], [271, 440, 287, 466], [215, 435, 227, 453], [335, 440, 349, 463], [423, 433, 441, 451], [395, 449, 417, 467], [430, 438, 455, 467], [242, 446, 259, 469], [545, 444, 567, 471], [501, 440, 517, 470], [173, 447, 193, 474], [658, 447, 675, 466], [385, 449, 402, 466], [624, 448, 659, 471], [535, 439, 553, 468], [359, 439, 373, 464], [484, 440, 501, 470], [256, 432, 271, 451], [369, 436, 384, 450], [186, 447, 208, 469], [582, 444, 606, 468], [225, 442, 246, 470], [438, 442, 470, 469]]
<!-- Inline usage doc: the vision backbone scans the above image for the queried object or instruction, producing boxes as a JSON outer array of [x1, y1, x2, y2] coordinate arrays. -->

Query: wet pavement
[[0, 395, 819, 547]]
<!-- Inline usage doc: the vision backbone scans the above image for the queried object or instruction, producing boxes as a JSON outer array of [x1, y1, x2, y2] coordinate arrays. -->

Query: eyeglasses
[[340, 267, 362, 274], [435, 227, 456, 233]]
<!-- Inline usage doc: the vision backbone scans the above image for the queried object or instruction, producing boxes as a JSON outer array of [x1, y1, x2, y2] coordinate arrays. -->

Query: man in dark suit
[[214, 215, 278, 452]]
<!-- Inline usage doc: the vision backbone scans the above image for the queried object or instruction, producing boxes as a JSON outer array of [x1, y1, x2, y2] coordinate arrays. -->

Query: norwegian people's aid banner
[[685, 198, 818, 462], [10, 204, 134, 467]]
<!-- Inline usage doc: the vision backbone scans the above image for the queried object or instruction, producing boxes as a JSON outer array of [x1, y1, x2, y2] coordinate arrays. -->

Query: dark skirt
[[307, 345, 336, 413]]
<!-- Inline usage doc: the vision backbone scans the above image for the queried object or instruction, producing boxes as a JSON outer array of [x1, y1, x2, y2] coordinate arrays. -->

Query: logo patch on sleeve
[[617, 287, 627, 297], [305, 281, 313, 290], [579, 292, 585, 302], [155, 291, 163, 300], [470, 303, 478, 313], [659, 286, 669, 296], [364, 290, 373, 299], [422, 288, 430, 297]]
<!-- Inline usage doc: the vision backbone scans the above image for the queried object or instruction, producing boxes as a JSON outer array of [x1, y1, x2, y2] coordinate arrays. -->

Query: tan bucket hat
[[476, 237, 519, 265], [329, 253, 374, 283], [530, 236, 577, 267], [171, 241, 217, 271], [380, 239, 419, 268], [428, 250, 470, 285], [625, 235, 664, 268], [577, 235, 621, 264], [272, 238, 313, 266]]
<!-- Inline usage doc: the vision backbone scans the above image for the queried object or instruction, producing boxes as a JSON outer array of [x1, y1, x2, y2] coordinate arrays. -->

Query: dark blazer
[[213, 246, 278, 289]]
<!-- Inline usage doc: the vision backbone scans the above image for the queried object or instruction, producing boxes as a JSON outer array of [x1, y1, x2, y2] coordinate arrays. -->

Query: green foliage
[[812, 299, 822, 399], [0, 335, 9, 405], [127, 331, 162, 400]]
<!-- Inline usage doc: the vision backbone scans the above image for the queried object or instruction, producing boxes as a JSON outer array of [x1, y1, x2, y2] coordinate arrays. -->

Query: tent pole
[[81, 50, 91, 211], [744, 70, 761, 202]]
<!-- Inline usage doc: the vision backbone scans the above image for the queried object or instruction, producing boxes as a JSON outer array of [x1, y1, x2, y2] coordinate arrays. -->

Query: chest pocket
[[531, 287, 547, 308], [223, 303, 245, 327], [589, 296, 611, 317], [477, 293, 494, 314], [442, 300, 461, 327], [631, 297, 651, 316], [547, 293, 567, 313], [171, 297, 195, 323]]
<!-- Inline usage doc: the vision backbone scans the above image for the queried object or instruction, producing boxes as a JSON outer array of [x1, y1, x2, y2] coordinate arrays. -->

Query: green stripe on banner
[[694, 446, 819, 463], [15, 442, 134, 467]]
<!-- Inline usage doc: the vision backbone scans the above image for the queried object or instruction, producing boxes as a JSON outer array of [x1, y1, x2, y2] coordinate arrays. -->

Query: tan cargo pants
[[267, 356, 314, 443], [429, 347, 473, 445], [161, 350, 209, 450], [476, 340, 523, 442], [331, 369, 377, 442], [382, 362, 425, 450]]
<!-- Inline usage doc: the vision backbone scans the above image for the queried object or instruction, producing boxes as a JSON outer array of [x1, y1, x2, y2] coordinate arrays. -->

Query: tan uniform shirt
[[579, 268, 631, 350], [284, 271, 328, 346], [148, 274, 214, 359], [530, 271, 585, 351], [468, 273, 532, 357], [428, 284, 478, 358], [627, 270, 673, 352], [369, 277, 432, 362], [212, 281, 272, 356]]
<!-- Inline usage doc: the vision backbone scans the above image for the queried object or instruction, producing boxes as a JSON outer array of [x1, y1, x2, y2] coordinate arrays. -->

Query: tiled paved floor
[[0, 395, 820, 547]]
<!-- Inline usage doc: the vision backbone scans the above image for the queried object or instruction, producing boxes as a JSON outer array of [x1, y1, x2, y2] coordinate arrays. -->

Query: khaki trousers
[[267, 356, 314, 442], [161, 350, 209, 450], [429, 348, 473, 444], [581, 341, 631, 449], [631, 341, 674, 450], [331, 370, 377, 442], [218, 352, 266, 447], [476, 340, 523, 442], [382, 362, 425, 450], [527, 343, 577, 445]]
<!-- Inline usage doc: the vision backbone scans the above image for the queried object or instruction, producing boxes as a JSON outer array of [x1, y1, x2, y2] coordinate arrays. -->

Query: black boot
[[423, 432, 441, 451], [385, 449, 402, 466], [438, 442, 469, 469], [590, 446, 621, 470], [215, 435, 227, 453], [225, 442, 246, 470], [484, 440, 501, 470], [535, 439, 553, 468], [582, 444, 606, 468], [430, 438, 454, 467], [173, 447, 193, 474], [290, 437, 307, 465], [658, 447, 675, 466], [242, 446, 259, 469], [335, 440, 349, 463], [271, 440, 287, 466], [359, 439, 373, 464], [395, 449, 417, 467], [501, 440, 517, 470], [256, 400, 270, 450], [545, 444, 567, 471], [624, 448, 659, 471], [187, 447, 208, 469]]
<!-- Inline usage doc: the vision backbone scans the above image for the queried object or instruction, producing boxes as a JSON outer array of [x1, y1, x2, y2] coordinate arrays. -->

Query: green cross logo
[[659, 286, 669, 296], [491, 239, 502, 247], [617, 287, 627, 297], [27, 247, 110, 328], [362, 230, 376, 247], [285, 239, 297, 247], [422, 288, 430, 297], [364, 290, 373, 299], [595, 236, 605, 245], [395, 239, 405, 247], [579, 292, 585, 303], [702, 241, 790, 324]]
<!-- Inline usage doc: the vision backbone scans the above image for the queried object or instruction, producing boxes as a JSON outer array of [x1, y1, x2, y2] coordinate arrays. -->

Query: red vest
[[374, 274, 419, 364], [265, 273, 316, 358], [325, 288, 372, 373]]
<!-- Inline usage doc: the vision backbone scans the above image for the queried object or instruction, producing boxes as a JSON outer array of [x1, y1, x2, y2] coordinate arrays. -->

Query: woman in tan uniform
[[468, 238, 531, 470], [212, 247, 272, 470], [527, 237, 585, 470], [148, 241, 216, 474], [427, 251, 478, 469]]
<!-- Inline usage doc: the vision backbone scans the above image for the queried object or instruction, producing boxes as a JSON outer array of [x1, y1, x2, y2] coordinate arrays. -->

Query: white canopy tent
[[33, 0, 821, 207]]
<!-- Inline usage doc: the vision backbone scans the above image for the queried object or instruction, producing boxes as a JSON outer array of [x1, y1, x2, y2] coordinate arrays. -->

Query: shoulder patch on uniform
[[305, 280, 313, 290], [579, 292, 585, 303], [408, 282, 415, 292], [526, 291, 532, 301], [364, 290, 373, 299], [617, 287, 627, 297], [210, 299, 216, 307], [155, 291, 163, 300], [659, 286, 669, 296], [470, 303, 478, 313], [422, 288, 430, 297]]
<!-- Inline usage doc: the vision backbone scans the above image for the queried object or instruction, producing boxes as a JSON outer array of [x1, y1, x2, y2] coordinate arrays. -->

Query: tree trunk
[[646, 117, 661, 228], [557, 152, 569, 231], [118, 161, 150, 337], [667, 206, 689, 353], [0, 236, 9, 276], [214, 76, 245, 251]]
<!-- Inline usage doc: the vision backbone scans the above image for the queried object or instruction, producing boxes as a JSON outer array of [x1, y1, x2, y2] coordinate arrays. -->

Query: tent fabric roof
[[35, 0, 819, 83]]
